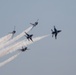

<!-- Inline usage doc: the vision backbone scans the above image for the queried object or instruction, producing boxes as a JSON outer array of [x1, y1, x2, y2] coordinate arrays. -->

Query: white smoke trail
[[8, 34, 49, 53], [9, 34, 49, 53], [0, 34, 12, 44], [0, 34, 49, 67], [1, 35, 48, 57], [0, 26, 32, 49], [0, 34, 49, 58], [0, 52, 20, 67], [22, 34, 49, 46], [0, 40, 25, 57]]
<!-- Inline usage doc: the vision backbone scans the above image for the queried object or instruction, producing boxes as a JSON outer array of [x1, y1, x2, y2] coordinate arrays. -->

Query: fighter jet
[[24, 32, 33, 42], [30, 19, 39, 28], [10, 26, 16, 38], [20, 47, 29, 52], [51, 26, 61, 39]]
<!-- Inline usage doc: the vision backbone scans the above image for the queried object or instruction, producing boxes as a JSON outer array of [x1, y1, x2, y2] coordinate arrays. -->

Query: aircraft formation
[[10, 19, 62, 52], [0, 19, 62, 67], [9, 22, 59, 51]]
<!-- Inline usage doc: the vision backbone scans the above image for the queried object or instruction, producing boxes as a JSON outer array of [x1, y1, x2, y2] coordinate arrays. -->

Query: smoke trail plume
[[0, 52, 20, 67], [22, 34, 49, 46], [0, 26, 32, 49], [0, 35, 49, 67], [8, 34, 49, 53], [0, 34, 12, 44], [0, 34, 49, 57], [0, 40, 25, 57]]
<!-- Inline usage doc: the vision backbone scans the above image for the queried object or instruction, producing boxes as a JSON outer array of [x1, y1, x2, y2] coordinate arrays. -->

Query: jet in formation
[[10, 26, 16, 38], [20, 47, 29, 52], [30, 19, 39, 28], [51, 26, 61, 39], [24, 32, 33, 42]]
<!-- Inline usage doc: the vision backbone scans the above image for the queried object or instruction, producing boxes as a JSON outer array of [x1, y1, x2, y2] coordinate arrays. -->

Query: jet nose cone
[[13, 31, 16, 34], [35, 22, 38, 25]]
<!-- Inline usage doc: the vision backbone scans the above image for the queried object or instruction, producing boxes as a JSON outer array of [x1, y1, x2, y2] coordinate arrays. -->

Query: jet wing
[[30, 37, 33, 42], [55, 33, 57, 39], [58, 30, 61, 33], [25, 32, 29, 36], [54, 26, 57, 32]]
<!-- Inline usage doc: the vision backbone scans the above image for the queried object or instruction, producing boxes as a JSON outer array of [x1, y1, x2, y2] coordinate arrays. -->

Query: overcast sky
[[0, 0, 76, 75]]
